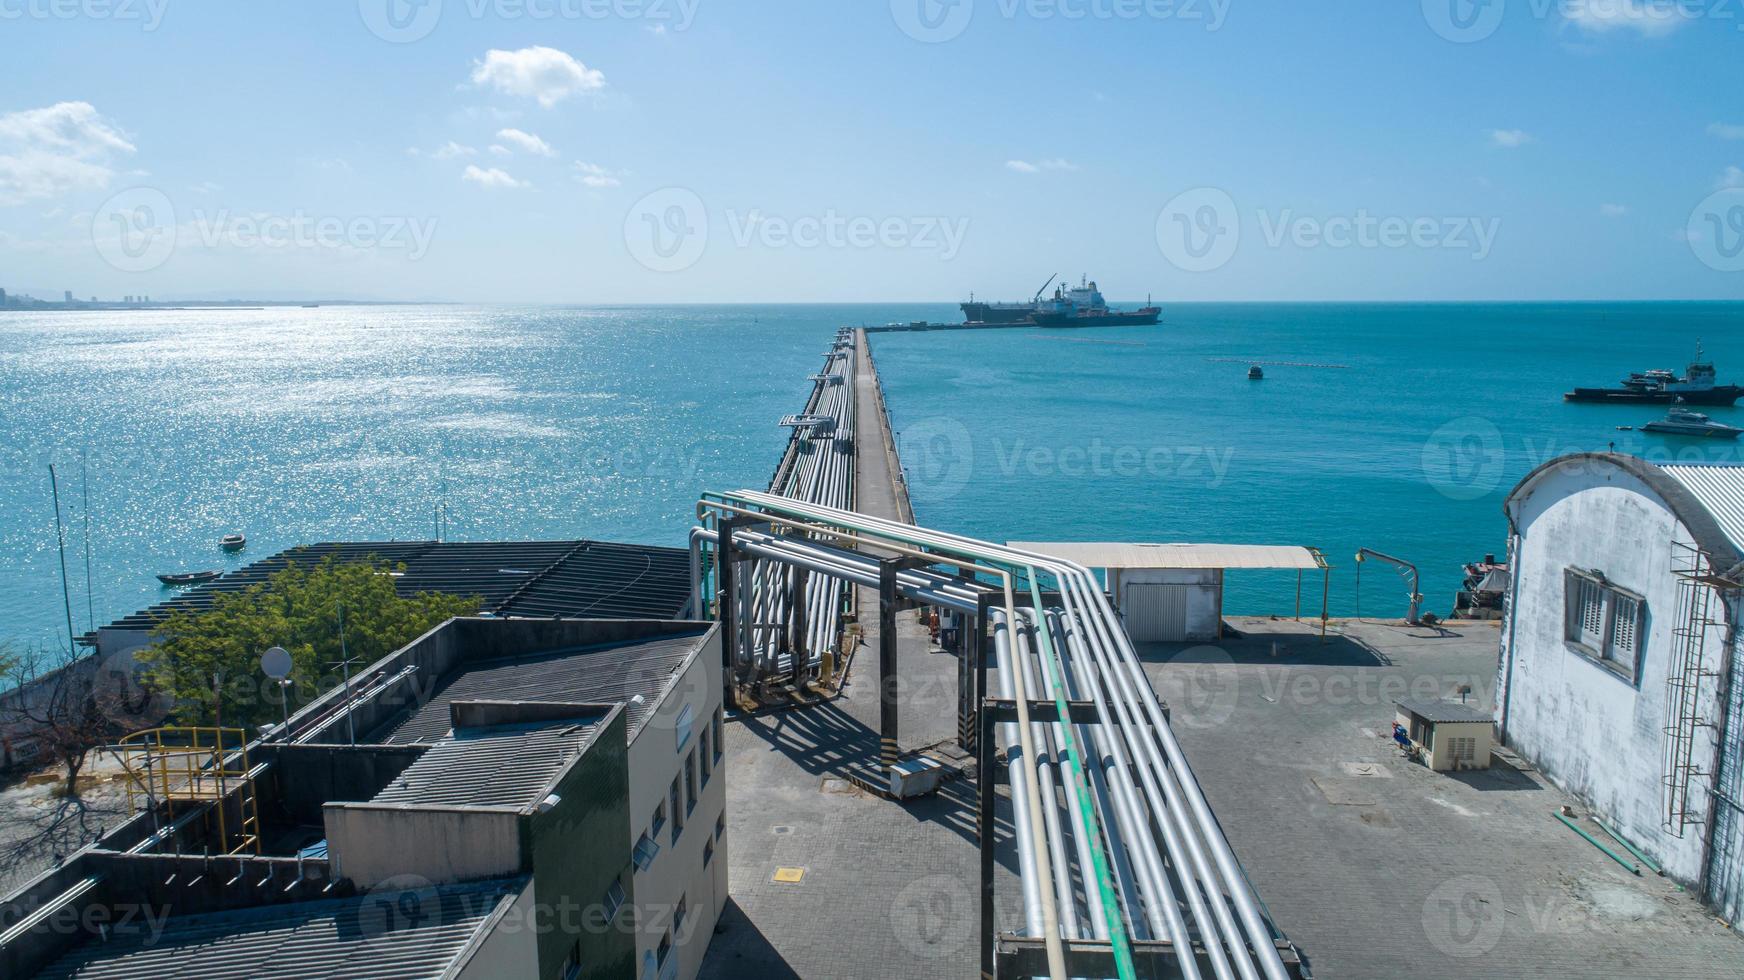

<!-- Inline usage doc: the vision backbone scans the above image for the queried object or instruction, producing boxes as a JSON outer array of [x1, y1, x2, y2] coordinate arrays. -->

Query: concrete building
[[0, 617, 727, 980], [1498, 453, 1744, 925], [1009, 542, 1329, 642]]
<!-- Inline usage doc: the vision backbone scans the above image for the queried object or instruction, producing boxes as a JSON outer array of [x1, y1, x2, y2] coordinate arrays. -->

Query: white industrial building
[[1499, 453, 1744, 926], [1010, 542, 1329, 642]]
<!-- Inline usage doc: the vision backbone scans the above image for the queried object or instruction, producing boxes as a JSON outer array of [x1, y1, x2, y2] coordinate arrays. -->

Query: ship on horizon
[[960, 274, 1160, 328], [1565, 342, 1744, 406]]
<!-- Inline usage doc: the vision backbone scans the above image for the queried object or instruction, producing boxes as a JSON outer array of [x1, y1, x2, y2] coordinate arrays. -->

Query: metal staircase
[[116, 727, 262, 856]]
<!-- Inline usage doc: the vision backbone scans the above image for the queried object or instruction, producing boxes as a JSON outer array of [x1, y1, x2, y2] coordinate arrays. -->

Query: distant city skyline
[[3, 3, 1743, 303]]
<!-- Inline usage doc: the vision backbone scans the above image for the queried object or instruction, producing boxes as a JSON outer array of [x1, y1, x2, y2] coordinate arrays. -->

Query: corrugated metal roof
[[374, 631, 704, 745], [33, 878, 519, 980], [100, 539, 691, 635], [1008, 542, 1324, 570], [1395, 697, 1493, 725], [1660, 464, 1744, 554], [370, 719, 602, 808]]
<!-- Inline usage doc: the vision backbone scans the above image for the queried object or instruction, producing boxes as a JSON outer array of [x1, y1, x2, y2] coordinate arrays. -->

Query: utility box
[[889, 757, 946, 799], [1394, 698, 1494, 772]]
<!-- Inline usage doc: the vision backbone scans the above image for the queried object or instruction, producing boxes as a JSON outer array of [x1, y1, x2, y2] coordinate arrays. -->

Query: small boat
[[1642, 408, 1744, 439], [158, 570, 222, 587], [220, 533, 247, 551], [1248, 365, 1265, 381]]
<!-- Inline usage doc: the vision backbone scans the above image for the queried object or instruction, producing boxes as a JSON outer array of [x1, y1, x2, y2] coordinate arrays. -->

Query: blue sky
[[2, 0, 1743, 302]]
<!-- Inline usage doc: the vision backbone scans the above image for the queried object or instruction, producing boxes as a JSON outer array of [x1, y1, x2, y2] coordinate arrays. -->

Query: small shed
[[1394, 698, 1494, 772], [1009, 542, 1329, 643]]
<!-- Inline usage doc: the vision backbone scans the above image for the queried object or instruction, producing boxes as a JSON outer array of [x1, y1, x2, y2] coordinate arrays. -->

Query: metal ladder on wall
[[1665, 543, 1734, 837]]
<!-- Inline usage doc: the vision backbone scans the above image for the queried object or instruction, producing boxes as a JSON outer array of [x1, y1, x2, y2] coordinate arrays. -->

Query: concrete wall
[[529, 706, 638, 979], [455, 879, 542, 980], [625, 625, 727, 980], [324, 804, 524, 889], [263, 743, 427, 825], [1500, 464, 1726, 887]]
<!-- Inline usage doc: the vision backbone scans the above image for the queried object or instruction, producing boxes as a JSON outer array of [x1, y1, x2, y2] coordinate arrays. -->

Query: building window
[[703, 838, 715, 867], [670, 775, 685, 844], [1563, 568, 1646, 681], [651, 799, 666, 837], [602, 878, 628, 923], [675, 894, 688, 936], [633, 831, 661, 872], [699, 725, 711, 785], [684, 750, 698, 817], [712, 709, 723, 766], [715, 812, 725, 841]]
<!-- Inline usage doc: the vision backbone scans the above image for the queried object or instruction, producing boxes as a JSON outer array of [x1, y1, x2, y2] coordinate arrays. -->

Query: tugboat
[[1642, 407, 1744, 439], [1565, 342, 1744, 405], [1029, 277, 1161, 328]]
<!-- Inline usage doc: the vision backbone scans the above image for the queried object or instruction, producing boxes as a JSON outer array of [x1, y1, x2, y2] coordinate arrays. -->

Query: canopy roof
[[1008, 542, 1324, 571]]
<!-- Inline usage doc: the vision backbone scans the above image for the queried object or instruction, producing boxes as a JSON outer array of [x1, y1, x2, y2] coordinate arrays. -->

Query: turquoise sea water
[[1, 302, 1740, 652]]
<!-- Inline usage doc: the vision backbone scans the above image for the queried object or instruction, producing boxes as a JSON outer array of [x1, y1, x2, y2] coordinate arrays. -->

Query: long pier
[[692, 325, 1308, 980]]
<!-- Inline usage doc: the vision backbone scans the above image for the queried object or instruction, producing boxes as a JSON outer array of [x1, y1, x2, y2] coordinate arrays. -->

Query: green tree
[[142, 558, 479, 729]]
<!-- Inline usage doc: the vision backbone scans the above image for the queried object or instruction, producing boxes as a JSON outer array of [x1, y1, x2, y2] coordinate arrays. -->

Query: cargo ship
[[959, 274, 1056, 324], [1030, 277, 1161, 328], [1564, 343, 1744, 406], [962, 274, 1160, 328]]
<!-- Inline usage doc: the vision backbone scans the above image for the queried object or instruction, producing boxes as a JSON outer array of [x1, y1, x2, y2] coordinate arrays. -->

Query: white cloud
[[1600, 203, 1628, 217], [470, 47, 605, 108], [432, 141, 477, 159], [0, 101, 135, 205], [496, 128, 556, 157], [648, 24, 668, 37], [190, 181, 222, 195], [1562, 0, 1692, 37], [1007, 158, 1078, 174], [489, 145, 511, 157], [1490, 129, 1533, 148], [1709, 123, 1744, 141], [572, 161, 622, 188], [462, 165, 527, 189], [1720, 166, 1744, 189]]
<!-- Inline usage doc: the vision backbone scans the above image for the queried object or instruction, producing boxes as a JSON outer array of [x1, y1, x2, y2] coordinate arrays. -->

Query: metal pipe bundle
[[698, 490, 1291, 980]]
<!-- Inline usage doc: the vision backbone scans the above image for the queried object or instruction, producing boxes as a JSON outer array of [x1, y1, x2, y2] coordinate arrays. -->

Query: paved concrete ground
[[1152, 616, 1744, 979]]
